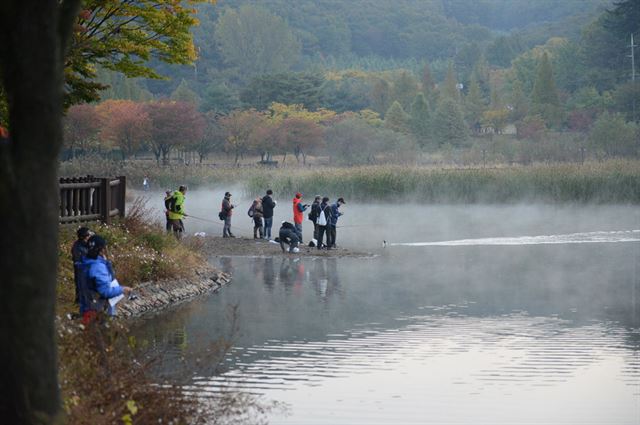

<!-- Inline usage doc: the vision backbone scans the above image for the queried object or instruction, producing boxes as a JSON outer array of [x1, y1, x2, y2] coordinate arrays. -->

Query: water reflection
[[130, 203, 640, 424]]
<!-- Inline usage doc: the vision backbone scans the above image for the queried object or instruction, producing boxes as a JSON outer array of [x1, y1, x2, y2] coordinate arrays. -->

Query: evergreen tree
[[443, 62, 460, 100], [433, 97, 468, 146], [531, 52, 559, 106], [392, 70, 420, 111], [409, 92, 432, 148], [171, 79, 200, 105], [370, 78, 392, 116], [530, 52, 563, 127], [200, 83, 240, 114], [509, 78, 528, 121], [384, 100, 409, 133], [464, 73, 486, 130]]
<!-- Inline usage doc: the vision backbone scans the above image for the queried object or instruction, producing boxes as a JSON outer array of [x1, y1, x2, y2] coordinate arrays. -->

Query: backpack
[[166, 195, 177, 212], [308, 203, 319, 222], [247, 203, 255, 218], [218, 211, 226, 220], [317, 209, 327, 226]]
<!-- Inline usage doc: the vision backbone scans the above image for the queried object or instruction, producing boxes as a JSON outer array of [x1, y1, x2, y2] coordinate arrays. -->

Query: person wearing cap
[[261, 189, 277, 240], [308, 195, 322, 243], [167, 185, 188, 238], [79, 235, 132, 320], [163, 190, 173, 232], [71, 226, 92, 304], [328, 197, 345, 249], [278, 221, 300, 253], [292, 192, 309, 244], [221, 191, 235, 237]]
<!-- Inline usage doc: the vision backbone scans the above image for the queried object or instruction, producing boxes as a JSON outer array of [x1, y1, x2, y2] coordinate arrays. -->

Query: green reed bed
[[245, 161, 640, 204]]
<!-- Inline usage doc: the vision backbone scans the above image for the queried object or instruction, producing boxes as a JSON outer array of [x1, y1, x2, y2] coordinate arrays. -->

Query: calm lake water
[[133, 202, 640, 424]]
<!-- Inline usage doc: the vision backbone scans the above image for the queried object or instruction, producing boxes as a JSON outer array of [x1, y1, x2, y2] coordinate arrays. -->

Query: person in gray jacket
[[221, 192, 235, 238]]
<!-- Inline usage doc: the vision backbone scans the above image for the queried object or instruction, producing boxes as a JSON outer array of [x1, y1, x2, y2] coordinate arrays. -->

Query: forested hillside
[[48, 0, 640, 165]]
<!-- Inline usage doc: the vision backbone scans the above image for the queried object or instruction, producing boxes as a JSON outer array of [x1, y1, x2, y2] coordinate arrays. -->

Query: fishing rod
[[185, 214, 252, 237]]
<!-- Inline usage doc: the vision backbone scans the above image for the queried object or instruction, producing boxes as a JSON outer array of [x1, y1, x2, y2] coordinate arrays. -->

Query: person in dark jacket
[[163, 190, 173, 232], [327, 197, 345, 249], [261, 189, 277, 240], [79, 235, 132, 321], [316, 197, 332, 250], [221, 192, 235, 237], [71, 226, 92, 304], [278, 221, 300, 253], [308, 195, 322, 242]]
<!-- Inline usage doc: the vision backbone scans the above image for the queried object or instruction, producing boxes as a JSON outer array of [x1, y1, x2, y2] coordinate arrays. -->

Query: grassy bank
[[60, 158, 640, 204], [56, 198, 214, 423]]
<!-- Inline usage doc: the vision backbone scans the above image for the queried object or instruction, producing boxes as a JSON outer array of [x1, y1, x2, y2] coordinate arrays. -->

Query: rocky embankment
[[116, 266, 231, 318]]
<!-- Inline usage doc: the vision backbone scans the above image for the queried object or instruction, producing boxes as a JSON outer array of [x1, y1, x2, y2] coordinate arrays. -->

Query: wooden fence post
[[100, 177, 111, 224], [117, 175, 126, 218]]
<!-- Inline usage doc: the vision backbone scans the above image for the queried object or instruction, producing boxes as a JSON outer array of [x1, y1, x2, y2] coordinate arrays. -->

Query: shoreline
[[115, 265, 232, 318], [198, 235, 376, 258]]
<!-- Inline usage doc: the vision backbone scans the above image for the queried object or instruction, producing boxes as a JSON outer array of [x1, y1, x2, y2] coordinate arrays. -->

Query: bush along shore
[[55, 199, 247, 424], [61, 158, 640, 204]]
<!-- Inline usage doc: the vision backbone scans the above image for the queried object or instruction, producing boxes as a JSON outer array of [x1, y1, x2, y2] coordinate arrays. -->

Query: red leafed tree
[[96, 99, 151, 159], [63, 103, 101, 158], [278, 117, 323, 165], [145, 100, 205, 165]]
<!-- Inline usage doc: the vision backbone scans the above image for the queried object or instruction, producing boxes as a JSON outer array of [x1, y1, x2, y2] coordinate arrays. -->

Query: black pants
[[327, 225, 336, 248], [253, 217, 264, 238], [279, 228, 299, 252], [317, 225, 327, 249]]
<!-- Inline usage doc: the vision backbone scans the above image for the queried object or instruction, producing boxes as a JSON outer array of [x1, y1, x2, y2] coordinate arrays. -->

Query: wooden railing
[[59, 176, 126, 225]]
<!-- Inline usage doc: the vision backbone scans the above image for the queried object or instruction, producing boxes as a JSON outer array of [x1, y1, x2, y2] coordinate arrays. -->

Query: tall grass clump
[[245, 160, 640, 204]]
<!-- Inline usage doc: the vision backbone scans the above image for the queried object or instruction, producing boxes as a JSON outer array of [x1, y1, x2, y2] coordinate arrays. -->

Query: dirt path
[[195, 235, 374, 258]]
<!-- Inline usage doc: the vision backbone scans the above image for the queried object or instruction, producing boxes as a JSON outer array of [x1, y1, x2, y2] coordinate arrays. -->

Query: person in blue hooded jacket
[[79, 234, 132, 319]]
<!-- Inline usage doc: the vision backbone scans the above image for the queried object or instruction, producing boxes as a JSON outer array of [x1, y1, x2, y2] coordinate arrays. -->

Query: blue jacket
[[329, 203, 343, 227], [79, 257, 124, 315]]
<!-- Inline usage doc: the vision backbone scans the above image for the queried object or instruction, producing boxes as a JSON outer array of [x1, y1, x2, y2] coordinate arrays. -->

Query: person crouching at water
[[79, 235, 132, 322], [249, 198, 264, 239], [279, 221, 300, 253], [221, 191, 235, 238], [292, 192, 309, 243]]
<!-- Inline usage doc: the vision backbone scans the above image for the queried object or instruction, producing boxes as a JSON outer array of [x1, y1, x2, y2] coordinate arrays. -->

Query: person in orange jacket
[[292, 192, 309, 243]]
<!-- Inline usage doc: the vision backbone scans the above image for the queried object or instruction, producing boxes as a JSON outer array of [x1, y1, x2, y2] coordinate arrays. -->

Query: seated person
[[79, 234, 132, 321], [278, 221, 300, 253]]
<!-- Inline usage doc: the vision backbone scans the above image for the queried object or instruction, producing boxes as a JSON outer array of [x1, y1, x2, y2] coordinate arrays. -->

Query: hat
[[88, 234, 107, 251], [337, 197, 346, 204], [165, 189, 172, 195], [295, 192, 302, 198], [225, 191, 232, 197], [77, 227, 92, 239]]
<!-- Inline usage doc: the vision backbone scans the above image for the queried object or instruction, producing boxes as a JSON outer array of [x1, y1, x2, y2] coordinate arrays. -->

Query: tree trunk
[[0, 1, 81, 423]]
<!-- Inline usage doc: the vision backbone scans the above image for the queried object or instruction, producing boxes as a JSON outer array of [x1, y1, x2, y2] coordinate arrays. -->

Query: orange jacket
[[292, 197, 303, 224]]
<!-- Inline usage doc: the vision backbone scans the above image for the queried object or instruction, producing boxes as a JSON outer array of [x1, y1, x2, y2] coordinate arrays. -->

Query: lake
[[133, 200, 640, 424]]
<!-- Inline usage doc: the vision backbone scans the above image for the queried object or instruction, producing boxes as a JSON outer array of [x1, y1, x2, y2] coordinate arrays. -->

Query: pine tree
[[531, 52, 559, 106], [171, 79, 200, 104], [443, 62, 460, 101], [464, 73, 486, 130], [392, 70, 419, 111], [433, 97, 468, 146], [409, 92, 432, 147], [370, 78, 392, 116], [384, 100, 409, 133], [530, 52, 563, 127], [509, 78, 528, 121]]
